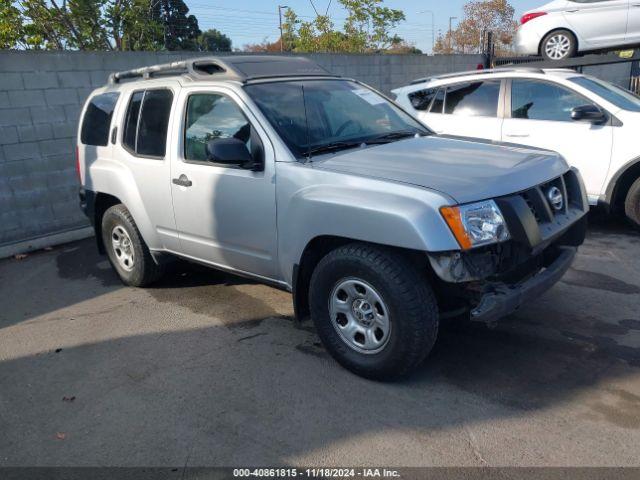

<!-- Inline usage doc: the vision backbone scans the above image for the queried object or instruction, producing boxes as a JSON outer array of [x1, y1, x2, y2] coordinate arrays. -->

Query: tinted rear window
[[80, 93, 119, 146], [408, 88, 438, 111], [445, 81, 500, 117], [137, 90, 173, 157], [122, 89, 173, 157]]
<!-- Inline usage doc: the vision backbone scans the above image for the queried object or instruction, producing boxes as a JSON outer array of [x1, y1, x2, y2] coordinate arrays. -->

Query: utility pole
[[448, 16, 457, 53], [278, 5, 288, 52], [418, 10, 435, 54]]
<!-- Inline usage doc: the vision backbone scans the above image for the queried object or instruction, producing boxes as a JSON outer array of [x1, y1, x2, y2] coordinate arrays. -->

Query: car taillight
[[521, 12, 546, 25], [75, 145, 81, 183]]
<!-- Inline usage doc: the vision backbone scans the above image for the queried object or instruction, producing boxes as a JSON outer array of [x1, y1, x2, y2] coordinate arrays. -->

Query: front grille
[[495, 169, 587, 251], [518, 171, 581, 225]]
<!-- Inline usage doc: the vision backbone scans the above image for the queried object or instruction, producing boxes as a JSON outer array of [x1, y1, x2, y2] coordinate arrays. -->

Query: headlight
[[440, 200, 510, 250]]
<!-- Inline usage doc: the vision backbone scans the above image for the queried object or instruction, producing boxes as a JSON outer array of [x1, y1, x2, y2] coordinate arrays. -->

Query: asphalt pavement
[[0, 213, 639, 467]]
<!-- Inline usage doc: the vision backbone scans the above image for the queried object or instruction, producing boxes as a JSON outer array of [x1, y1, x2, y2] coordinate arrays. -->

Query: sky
[[187, 0, 543, 53]]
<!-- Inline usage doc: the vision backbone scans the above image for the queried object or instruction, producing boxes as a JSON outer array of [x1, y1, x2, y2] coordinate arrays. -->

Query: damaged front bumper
[[469, 246, 576, 325], [428, 169, 588, 325]]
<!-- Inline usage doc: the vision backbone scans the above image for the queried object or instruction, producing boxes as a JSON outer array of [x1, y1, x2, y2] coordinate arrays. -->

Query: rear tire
[[541, 30, 577, 61], [624, 177, 640, 229], [101, 204, 164, 287], [309, 243, 439, 380]]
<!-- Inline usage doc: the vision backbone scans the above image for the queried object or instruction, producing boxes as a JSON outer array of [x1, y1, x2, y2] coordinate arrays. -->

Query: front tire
[[309, 243, 439, 380], [101, 204, 164, 287], [625, 177, 640, 229], [541, 30, 577, 61]]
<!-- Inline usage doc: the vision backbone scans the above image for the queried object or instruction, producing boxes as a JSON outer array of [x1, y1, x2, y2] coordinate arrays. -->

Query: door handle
[[565, 9, 579, 12], [172, 174, 192, 187], [505, 133, 530, 138]]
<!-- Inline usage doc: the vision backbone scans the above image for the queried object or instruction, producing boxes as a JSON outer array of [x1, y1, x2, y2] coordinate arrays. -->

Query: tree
[[198, 28, 232, 52], [151, 0, 201, 50], [0, 0, 207, 51], [243, 38, 281, 53], [262, 0, 406, 54], [434, 0, 517, 55]]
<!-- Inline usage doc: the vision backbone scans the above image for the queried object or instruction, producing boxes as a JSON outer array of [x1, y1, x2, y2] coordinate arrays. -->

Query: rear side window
[[80, 93, 119, 146], [122, 89, 173, 157], [444, 81, 500, 117], [408, 88, 437, 111]]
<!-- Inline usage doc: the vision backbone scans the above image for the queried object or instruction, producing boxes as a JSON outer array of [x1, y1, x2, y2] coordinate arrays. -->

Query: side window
[[511, 80, 590, 122], [429, 88, 445, 114], [184, 93, 253, 162], [123, 91, 143, 152], [80, 92, 119, 146], [122, 89, 173, 157], [408, 88, 437, 111], [445, 81, 501, 117]]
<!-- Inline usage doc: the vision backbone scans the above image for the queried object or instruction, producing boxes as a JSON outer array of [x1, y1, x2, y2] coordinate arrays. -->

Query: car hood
[[310, 135, 569, 204]]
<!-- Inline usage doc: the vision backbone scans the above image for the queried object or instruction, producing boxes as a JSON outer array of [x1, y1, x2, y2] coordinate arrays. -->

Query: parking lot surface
[[0, 214, 639, 467]]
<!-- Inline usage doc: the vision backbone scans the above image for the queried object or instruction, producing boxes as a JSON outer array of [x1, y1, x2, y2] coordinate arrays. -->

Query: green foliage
[[151, 0, 201, 50], [280, 0, 407, 53], [0, 2, 28, 49], [197, 28, 232, 52], [1, 0, 203, 51]]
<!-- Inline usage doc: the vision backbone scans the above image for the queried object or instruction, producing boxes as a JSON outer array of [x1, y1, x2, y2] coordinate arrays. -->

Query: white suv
[[516, 0, 639, 61], [392, 68, 640, 226]]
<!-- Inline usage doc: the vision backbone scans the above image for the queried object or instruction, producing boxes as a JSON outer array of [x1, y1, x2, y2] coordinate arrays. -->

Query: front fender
[[277, 174, 460, 286]]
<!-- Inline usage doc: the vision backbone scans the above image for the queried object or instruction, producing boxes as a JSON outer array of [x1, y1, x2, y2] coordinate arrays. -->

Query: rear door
[[563, 0, 629, 48], [412, 80, 504, 141], [502, 78, 613, 200], [114, 86, 180, 251]]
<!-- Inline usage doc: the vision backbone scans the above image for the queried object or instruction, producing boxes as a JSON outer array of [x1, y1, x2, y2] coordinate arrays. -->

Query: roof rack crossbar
[[107, 56, 338, 85], [409, 67, 546, 85], [108, 58, 238, 84]]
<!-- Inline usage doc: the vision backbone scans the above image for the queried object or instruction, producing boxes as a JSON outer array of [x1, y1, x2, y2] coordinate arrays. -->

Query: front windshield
[[570, 76, 640, 112], [244, 79, 429, 158]]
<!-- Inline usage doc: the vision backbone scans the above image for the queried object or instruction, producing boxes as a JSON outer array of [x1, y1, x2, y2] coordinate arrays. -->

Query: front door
[[169, 87, 278, 279], [563, 0, 629, 48], [502, 79, 613, 202], [418, 80, 503, 141]]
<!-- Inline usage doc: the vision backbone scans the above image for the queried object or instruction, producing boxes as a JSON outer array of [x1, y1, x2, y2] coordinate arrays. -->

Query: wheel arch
[[292, 236, 431, 322], [93, 192, 123, 254], [605, 157, 640, 213], [539, 27, 579, 56]]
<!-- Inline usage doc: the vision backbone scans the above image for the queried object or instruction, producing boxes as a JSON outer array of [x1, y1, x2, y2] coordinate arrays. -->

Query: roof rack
[[108, 55, 338, 85], [409, 67, 546, 85]]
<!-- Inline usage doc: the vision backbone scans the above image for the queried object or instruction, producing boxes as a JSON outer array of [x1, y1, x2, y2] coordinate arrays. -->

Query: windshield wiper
[[306, 141, 364, 157], [365, 130, 424, 145]]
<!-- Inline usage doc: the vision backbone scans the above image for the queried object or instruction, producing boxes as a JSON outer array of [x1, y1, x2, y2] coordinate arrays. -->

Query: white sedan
[[516, 0, 639, 60], [392, 68, 640, 227]]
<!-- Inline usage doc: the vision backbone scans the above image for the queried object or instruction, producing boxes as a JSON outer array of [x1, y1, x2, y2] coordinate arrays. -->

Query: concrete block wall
[[0, 51, 484, 256]]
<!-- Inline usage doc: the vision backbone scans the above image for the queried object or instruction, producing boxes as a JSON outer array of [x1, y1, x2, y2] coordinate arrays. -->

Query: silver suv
[[77, 56, 588, 379]]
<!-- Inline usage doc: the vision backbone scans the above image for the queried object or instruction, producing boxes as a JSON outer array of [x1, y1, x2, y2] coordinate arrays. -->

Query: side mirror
[[571, 105, 607, 124], [206, 138, 256, 169]]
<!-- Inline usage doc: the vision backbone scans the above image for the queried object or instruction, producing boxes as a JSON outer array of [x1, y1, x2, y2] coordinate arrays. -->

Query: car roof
[[107, 55, 340, 87], [397, 67, 581, 91]]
